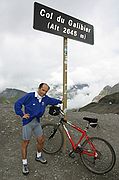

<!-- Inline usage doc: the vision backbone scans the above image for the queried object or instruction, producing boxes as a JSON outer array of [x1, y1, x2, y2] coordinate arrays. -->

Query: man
[[14, 83, 62, 175]]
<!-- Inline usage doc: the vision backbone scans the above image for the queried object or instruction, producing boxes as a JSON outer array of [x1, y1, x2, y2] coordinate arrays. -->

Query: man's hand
[[23, 114, 30, 119]]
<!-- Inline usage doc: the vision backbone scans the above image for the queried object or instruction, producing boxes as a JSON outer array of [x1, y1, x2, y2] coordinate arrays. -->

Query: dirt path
[[0, 105, 119, 180]]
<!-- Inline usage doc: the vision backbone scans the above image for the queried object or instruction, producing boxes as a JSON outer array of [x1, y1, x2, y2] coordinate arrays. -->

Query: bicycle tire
[[80, 137, 116, 174], [42, 123, 64, 154]]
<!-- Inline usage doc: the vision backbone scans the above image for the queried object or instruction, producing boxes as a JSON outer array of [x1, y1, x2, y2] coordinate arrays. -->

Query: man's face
[[38, 84, 49, 97]]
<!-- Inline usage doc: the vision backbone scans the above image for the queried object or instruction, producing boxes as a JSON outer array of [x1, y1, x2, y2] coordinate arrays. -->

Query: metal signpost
[[33, 1, 94, 123], [63, 37, 68, 115], [33, 2, 94, 45]]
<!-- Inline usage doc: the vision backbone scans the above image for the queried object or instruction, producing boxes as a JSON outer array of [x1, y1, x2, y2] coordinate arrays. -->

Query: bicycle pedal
[[69, 151, 75, 158], [75, 146, 83, 153]]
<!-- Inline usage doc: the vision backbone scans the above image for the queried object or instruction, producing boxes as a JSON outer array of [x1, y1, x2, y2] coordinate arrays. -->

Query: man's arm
[[47, 96, 62, 106], [14, 93, 29, 117]]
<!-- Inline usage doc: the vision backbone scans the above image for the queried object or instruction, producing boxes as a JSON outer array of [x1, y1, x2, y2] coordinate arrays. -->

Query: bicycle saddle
[[83, 117, 98, 123]]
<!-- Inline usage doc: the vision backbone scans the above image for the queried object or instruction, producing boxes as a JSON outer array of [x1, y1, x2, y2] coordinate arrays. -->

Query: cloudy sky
[[0, 0, 119, 108]]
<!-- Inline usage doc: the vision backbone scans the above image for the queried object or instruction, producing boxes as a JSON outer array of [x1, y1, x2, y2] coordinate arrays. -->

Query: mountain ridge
[[80, 91, 119, 114], [0, 88, 26, 104], [1, 83, 119, 114], [92, 83, 119, 102], [0, 83, 88, 104]]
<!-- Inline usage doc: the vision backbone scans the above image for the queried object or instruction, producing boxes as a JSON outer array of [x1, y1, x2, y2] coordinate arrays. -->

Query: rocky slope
[[0, 104, 119, 180], [92, 83, 119, 103], [0, 88, 26, 104], [80, 92, 119, 114]]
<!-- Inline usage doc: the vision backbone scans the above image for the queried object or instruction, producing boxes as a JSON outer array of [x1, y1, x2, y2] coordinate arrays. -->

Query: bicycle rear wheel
[[80, 137, 116, 174], [42, 123, 64, 154]]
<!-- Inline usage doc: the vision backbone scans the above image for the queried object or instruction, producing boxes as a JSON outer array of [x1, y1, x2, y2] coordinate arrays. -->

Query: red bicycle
[[42, 105, 116, 174]]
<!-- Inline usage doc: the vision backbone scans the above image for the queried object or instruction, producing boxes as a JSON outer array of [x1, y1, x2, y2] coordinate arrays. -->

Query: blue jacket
[[14, 92, 62, 126]]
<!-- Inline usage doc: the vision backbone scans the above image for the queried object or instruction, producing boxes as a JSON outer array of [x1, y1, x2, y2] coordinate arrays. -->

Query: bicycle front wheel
[[80, 137, 116, 174], [42, 123, 64, 154]]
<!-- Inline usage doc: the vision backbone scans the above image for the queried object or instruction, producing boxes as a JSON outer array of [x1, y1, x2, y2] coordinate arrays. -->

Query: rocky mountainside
[[92, 83, 119, 103], [80, 83, 119, 114], [0, 88, 26, 104], [1, 83, 119, 114], [0, 83, 89, 104], [80, 92, 119, 114], [99, 92, 119, 104]]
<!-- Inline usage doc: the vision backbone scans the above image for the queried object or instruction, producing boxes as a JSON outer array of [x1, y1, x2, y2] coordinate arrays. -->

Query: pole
[[63, 37, 68, 116], [62, 37, 68, 152]]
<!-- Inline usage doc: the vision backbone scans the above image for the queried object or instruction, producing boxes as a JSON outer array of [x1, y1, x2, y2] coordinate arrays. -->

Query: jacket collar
[[34, 91, 43, 102]]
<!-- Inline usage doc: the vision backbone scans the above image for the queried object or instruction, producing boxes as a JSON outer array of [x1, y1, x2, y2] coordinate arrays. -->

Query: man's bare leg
[[35, 135, 47, 164], [21, 140, 30, 160], [21, 140, 30, 174]]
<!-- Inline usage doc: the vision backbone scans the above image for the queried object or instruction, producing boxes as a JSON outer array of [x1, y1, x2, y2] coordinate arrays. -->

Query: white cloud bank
[[0, 0, 119, 108]]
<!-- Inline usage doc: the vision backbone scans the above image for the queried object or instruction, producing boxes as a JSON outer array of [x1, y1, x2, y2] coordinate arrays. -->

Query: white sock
[[37, 151, 41, 158], [22, 159, 27, 165]]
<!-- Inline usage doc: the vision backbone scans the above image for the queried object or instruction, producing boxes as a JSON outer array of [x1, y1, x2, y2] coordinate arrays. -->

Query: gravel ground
[[0, 104, 119, 180]]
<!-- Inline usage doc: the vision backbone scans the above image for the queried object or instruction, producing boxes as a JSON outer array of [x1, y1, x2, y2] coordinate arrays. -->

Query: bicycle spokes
[[80, 137, 116, 174], [48, 126, 58, 139], [42, 123, 64, 154]]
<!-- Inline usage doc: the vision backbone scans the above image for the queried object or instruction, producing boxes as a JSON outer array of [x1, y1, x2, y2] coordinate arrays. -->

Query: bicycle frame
[[45, 106, 116, 174], [62, 120, 97, 157]]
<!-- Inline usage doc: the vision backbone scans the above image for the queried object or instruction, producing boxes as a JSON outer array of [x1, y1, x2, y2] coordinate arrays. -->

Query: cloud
[[68, 87, 91, 109], [0, 0, 119, 107]]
